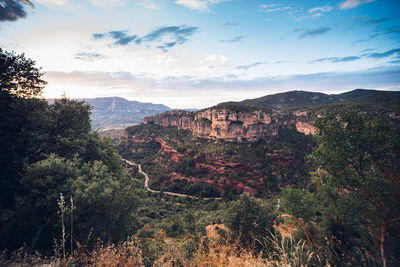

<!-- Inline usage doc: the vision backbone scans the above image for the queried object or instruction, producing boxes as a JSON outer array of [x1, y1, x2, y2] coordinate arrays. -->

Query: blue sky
[[1, 0, 399, 108]]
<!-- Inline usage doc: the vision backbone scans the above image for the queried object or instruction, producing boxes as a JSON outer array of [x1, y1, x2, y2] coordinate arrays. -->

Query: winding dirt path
[[123, 159, 221, 200]]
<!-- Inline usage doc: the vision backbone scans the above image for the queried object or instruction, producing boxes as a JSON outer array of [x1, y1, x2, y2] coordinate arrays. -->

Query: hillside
[[221, 89, 396, 110], [80, 97, 171, 129]]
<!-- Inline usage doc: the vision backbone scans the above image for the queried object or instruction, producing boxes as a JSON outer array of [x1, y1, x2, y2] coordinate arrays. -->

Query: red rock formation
[[266, 153, 300, 167], [129, 135, 153, 144], [295, 121, 316, 135], [154, 138, 186, 162]]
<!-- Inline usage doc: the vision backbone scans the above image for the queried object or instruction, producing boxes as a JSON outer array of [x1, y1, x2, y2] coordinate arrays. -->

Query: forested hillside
[[222, 89, 398, 110]]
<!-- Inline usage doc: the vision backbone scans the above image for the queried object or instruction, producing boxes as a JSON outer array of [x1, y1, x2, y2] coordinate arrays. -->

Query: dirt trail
[[123, 159, 222, 200]]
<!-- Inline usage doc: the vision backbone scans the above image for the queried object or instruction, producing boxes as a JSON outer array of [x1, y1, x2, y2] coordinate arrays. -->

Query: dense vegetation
[[0, 49, 141, 252], [1, 49, 399, 266], [119, 123, 314, 198]]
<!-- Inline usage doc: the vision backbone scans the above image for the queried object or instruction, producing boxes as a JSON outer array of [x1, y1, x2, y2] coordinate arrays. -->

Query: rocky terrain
[[142, 89, 400, 141], [143, 108, 298, 141]]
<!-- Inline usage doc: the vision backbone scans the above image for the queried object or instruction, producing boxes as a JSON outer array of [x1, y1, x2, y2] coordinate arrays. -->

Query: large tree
[[0, 48, 46, 98], [311, 113, 400, 266]]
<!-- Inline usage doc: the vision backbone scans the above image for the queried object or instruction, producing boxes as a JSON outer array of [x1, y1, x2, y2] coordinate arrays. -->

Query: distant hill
[[79, 97, 171, 129], [221, 89, 392, 110]]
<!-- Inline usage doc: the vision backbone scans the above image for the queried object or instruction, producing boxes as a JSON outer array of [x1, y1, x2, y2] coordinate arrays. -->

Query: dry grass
[[74, 237, 143, 267], [261, 233, 325, 267], [0, 247, 58, 267], [154, 237, 268, 267], [0, 237, 143, 267], [153, 231, 327, 267], [1, 233, 328, 267]]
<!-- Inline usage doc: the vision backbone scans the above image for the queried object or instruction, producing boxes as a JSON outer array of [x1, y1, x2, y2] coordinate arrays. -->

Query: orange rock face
[[144, 109, 280, 141], [143, 108, 318, 140], [295, 121, 316, 135]]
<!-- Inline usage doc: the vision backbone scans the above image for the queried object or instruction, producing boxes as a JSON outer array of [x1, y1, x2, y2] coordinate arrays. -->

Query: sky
[[0, 0, 400, 108]]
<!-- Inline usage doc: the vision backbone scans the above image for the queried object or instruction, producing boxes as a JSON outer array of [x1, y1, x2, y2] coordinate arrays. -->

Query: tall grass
[[152, 232, 328, 267], [259, 233, 325, 267]]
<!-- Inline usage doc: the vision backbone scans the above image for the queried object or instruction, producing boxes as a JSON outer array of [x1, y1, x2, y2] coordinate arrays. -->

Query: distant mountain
[[221, 89, 388, 110], [79, 97, 171, 130]]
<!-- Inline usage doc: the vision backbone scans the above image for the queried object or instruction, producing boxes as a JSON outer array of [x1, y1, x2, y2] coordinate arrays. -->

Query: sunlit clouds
[[0, 0, 399, 108]]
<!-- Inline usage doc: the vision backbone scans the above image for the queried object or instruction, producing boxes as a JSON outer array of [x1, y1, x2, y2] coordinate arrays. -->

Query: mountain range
[[79, 97, 171, 130]]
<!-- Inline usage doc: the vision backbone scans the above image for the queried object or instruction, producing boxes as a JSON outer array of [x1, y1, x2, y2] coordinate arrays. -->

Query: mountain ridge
[[49, 97, 171, 130], [220, 89, 385, 110]]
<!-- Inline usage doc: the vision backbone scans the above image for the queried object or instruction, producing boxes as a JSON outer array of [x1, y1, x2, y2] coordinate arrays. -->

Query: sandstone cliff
[[143, 108, 286, 141]]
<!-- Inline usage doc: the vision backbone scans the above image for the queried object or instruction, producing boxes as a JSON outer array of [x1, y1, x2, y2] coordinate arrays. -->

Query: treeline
[[0, 49, 142, 252]]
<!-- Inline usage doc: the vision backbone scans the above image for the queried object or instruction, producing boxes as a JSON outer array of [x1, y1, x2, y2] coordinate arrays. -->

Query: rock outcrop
[[295, 121, 316, 135], [143, 108, 283, 141]]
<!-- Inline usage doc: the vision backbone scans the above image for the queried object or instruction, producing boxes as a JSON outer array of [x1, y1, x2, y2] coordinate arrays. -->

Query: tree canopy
[[311, 113, 400, 267], [0, 48, 46, 98]]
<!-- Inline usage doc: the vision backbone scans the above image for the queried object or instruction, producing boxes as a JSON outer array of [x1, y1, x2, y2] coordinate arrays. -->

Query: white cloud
[[308, 5, 333, 14], [156, 54, 178, 63], [89, 0, 125, 7], [205, 54, 229, 62], [35, 0, 68, 6], [174, 0, 226, 12], [259, 4, 291, 12], [137, 0, 158, 9], [340, 0, 375, 10]]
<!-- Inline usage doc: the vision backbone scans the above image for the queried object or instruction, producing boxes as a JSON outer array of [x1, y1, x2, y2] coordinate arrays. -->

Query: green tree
[[71, 159, 141, 243], [0, 97, 49, 209], [281, 188, 318, 246], [12, 154, 80, 250], [311, 113, 400, 266], [0, 50, 142, 252], [13, 154, 142, 252], [227, 193, 277, 246], [0, 49, 48, 210]]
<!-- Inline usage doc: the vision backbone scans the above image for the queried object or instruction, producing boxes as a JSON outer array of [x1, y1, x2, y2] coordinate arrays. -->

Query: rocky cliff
[[142, 108, 306, 141]]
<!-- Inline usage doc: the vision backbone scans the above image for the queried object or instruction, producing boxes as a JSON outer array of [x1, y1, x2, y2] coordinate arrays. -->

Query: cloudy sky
[[1, 0, 399, 108]]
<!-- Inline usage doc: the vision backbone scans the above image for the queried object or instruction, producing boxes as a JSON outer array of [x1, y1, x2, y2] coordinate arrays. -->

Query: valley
[[115, 89, 400, 198]]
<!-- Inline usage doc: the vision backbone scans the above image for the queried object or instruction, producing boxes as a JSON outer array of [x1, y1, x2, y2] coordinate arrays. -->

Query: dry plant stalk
[[57, 193, 67, 266]]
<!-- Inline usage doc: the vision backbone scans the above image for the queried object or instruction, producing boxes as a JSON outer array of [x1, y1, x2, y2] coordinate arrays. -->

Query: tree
[[282, 188, 318, 246], [227, 193, 277, 246], [12, 154, 142, 251], [311, 113, 400, 266], [0, 48, 46, 98]]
